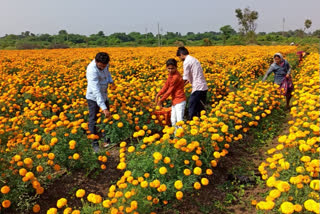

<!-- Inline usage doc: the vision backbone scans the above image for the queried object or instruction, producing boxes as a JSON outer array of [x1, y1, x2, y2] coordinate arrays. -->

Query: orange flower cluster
[[0, 46, 297, 212]]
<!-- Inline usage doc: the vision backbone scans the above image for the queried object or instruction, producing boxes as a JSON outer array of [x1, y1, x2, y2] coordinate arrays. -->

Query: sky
[[0, 0, 319, 36]]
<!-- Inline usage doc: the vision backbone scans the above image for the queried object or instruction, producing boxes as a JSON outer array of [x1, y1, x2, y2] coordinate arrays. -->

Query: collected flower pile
[[0, 46, 297, 213], [256, 53, 320, 214]]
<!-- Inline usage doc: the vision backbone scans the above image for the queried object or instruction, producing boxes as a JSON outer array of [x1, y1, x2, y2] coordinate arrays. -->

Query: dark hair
[[176, 47, 189, 56], [166, 58, 177, 67], [95, 52, 110, 64]]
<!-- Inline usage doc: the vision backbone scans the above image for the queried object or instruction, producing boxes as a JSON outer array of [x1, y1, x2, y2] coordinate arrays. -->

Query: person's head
[[166, 58, 178, 75], [95, 52, 110, 70], [273, 53, 283, 65], [176, 47, 189, 61]]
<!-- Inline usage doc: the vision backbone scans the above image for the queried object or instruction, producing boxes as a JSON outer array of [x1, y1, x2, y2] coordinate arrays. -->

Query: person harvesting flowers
[[176, 46, 208, 120], [155, 58, 186, 129], [262, 53, 293, 109], [86, 52, 115, 152]]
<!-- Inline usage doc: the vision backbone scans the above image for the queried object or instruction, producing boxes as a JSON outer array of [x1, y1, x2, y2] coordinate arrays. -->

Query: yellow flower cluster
[[256, 53, 320, 213]]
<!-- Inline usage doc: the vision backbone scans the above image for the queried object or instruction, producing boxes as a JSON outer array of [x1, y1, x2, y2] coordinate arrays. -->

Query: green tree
[[202, 38, 212, 46], [58, 30, 68, 41], [312, 29, 320, 38], [304, 19, 312, 32], [235, 7, 258, 34], [220, 25, 236, 44], [97, 31, 105, 37]]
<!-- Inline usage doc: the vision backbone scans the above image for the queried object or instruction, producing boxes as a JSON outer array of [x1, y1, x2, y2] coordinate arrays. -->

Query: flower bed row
[[255, 53, 320, 214]]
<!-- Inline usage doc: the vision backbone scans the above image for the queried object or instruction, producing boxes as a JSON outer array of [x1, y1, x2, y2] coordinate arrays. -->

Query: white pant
[[171, 101, 186, 127]]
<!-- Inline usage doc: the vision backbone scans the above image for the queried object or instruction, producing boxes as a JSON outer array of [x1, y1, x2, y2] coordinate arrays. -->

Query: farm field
[[0, 46, 319, 214]]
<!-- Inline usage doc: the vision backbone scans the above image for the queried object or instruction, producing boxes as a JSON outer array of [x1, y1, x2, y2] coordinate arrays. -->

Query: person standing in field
[[176, 47, 208, 120], [262, 53, 293, 109], [155, 58, 186, 129], [86, 52, 114, 153]]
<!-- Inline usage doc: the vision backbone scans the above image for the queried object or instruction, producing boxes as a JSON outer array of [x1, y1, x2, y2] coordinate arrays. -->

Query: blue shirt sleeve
[[87, 66, 107, 110], [262, 64, 274, 82]]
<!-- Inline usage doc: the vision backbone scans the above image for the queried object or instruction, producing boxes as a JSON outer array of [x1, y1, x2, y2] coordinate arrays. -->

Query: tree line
[[0, 7, 319, 49]]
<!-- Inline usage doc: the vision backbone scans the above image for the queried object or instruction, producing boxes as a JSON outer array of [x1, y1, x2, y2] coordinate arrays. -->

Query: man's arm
[[107, 66, 114, 84], [182, 62, 191, 82]]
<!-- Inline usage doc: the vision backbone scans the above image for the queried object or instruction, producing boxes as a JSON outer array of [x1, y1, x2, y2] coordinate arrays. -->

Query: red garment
[[279, 76, 294, 96], [158, 72, 186, 105]]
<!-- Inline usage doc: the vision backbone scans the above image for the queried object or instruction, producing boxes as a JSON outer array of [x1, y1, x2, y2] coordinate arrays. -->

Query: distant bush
[[16, 42, 42, 49], [48, 43, 70, 49]]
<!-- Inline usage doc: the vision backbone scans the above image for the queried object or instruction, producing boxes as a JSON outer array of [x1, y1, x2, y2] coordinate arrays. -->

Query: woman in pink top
[[177, 47, 208, 120]]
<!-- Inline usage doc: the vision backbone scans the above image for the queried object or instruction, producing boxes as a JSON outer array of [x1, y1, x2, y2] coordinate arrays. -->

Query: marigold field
[[0, 46, 319, 214]]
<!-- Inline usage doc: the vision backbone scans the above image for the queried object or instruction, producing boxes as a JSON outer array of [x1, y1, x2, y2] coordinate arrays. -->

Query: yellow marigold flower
[[102, 200, 111, 208], [300, 156, 311, 162], [57, 198, 67, 208], [183, 169, 191, 176], [190, 129, 198, 135], [35, 135, 42, 142], [296, 166, 305, 173], [213, 151, 221, 159], [163, 157, 171, 164], [276, 181, 290, 192], [221, 124, 228, 133], [304, 199, 319, 213], [76, 189, 85, 198], [174, 180, 183, 190], [193, 182, 201, 190], [128, 146, 135, 153], [158, 184, 167, 192], [193, 167, 202, 175], [130, 200, 138, 209], [206, 169, 213, 175], [112, 114, 120, 120], [310, 180, 320, 191], [138, 130, 145, 136], [140, 181, 148, 188], [63, 207, 72, 214], [13, 154, 21, 162], [176, 191, 183, 200], [153, 152, 163, 161], [47, 208, 57, 214], [120, 141, 127, 148], [117, 162, 126, 170], [23, 157, 33, 165], [159, 167, 167, 175], [269, 189, 281, 199], [280, 201, 294, 214], [266, 176, 277, 188], [201, 178, 209, 186], [281, 161, 290, 170], [278, 135, 287, 143]]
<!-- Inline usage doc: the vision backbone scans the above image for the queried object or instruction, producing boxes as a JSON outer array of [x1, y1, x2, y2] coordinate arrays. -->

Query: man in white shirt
[[86, 52, 114, 152], [177, 47, 208, 120]]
